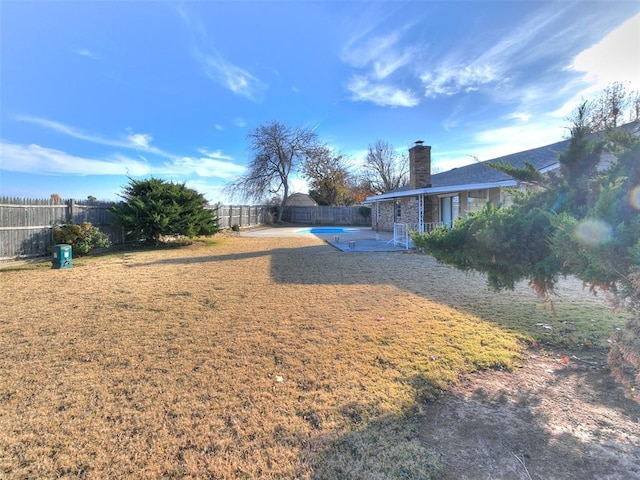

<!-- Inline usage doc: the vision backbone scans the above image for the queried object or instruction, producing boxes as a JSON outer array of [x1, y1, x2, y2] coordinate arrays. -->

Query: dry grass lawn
[[0, 235, 626, 479]]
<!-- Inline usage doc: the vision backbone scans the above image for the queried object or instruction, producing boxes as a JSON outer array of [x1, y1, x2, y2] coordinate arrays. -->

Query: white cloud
[[127, 131, 153, 149], [342, 31, 417, 80], [0, 142, 151, 176], [16, 115, 170, 157], [508, 112, 532, 123], [288, 177, 309, 195], [167, 156, 246, 179], [347, 76, 419, 107], [198, 52, 267, 101], [73, 48, 96, 59], [421, 64, 500, 98], [0, 142, 244, 180], [214, 124, 224, 131], [178, 5, 268, 102], [570, 13, 640, 91], [472, 122, 567, 158], [197, 147, 234, 161]]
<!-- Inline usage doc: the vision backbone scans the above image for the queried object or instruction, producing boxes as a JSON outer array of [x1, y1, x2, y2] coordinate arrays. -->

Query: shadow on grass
[[307, 407, 446, 480], [305, 363, 639, 479], [418, 362, 640, 480], [127, 243, 623, 350]]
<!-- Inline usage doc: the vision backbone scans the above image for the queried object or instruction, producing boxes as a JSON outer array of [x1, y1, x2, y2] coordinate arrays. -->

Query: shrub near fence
[[0, 197, 119, 260], [0, 198, 272, 260], [1, 199, 370, 259]]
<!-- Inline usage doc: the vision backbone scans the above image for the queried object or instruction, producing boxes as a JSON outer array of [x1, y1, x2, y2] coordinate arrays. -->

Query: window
[[395, 201, 402, 218], [440, 195, 459, 227]]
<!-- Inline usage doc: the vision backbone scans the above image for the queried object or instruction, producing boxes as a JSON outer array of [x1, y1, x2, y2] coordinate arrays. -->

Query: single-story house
[[364, 122, 639, 232]]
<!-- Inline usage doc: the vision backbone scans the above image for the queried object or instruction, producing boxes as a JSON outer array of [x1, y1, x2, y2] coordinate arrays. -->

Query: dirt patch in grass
[[0, 236, 636, 479], [420, 347, 640, 480]]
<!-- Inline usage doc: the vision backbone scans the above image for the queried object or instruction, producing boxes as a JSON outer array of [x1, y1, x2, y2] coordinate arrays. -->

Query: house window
[[466, 189, 488, 214], [395, 201, 402, 219], [440, 195, 459, 227]]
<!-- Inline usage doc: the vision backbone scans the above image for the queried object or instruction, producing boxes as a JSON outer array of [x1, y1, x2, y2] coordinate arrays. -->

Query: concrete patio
[[239, 226, 412, 252]]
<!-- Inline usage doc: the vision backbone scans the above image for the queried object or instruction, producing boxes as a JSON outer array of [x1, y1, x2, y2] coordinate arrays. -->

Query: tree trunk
[[278, 182, 289, 222]]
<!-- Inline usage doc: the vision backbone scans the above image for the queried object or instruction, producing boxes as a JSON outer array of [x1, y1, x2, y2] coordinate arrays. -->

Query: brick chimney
[[409, 141, 431, 189]]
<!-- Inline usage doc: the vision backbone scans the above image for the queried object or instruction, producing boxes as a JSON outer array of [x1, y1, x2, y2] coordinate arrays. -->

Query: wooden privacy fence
[[211, 205, 270, 230], [1, 198, 371, 259], [0, 198, 121, 260], [0, 198, 271, 260], [282, 205, 371, 226]]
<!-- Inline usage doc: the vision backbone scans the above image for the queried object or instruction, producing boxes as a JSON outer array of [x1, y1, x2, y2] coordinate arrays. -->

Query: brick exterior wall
[[409, 143, 431, 189], [371, 187, 506, 232]]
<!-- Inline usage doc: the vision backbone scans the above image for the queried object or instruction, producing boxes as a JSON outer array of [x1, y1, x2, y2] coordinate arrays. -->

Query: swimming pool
[[296, 227, 359, 234]]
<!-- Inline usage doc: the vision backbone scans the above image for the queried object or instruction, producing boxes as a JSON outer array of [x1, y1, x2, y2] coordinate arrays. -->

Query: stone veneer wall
[[371, 196, 428, 232], [371, 187, 516, 232]]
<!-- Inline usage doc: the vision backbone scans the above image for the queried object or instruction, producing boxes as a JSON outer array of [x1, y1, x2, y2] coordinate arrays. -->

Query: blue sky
[[1, 1, 639, 203]]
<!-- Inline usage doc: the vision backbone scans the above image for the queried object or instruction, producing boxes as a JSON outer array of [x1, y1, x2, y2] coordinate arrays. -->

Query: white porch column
[[418, 194, 425, 233]]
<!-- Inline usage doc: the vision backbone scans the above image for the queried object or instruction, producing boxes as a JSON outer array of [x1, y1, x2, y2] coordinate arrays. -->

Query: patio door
[[440, 195, 459, 228]]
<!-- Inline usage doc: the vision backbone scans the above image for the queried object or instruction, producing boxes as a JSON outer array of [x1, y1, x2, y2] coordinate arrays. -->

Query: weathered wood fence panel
[[283, 206, 371, 225], [211, 205, 270, 230], [0, 198, 270, 260], [1, 199, 371, 259], [0, 197, 120, 260]]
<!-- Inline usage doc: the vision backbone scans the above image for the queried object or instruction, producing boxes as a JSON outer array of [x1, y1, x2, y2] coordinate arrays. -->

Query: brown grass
[[0, 236, 625, 479]]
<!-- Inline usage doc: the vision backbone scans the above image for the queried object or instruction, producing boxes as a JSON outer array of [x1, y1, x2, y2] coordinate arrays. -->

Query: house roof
[[364, 121, 640, 202], [286, 192, 318, 207], [365, 140, 566, 202]]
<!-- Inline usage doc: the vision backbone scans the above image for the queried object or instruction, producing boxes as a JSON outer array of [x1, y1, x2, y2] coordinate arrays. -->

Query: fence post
[[67, 199, 75, 223]]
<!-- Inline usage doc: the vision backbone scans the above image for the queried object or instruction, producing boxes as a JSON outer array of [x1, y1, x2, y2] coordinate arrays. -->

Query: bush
[[53, 222, 111, 256], [231, 223, 240, 232], [110, 177, 218, 244]]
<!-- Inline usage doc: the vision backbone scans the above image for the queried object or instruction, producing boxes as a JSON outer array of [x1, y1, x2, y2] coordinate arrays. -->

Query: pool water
[[296, 227, 358, 234]]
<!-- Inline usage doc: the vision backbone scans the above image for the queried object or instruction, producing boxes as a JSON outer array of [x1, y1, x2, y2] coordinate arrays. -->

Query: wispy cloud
[[0, 141, 246, 180], [166, 156, 245, 179], [421, 64, 499, 98], [419, 3, 576, 101], [347, 76, 419, 107], [341, 17, 421, 107], [0, 143, 151, 176], [4, 117, 244, 179], [342, 31, 417, 80], [197, 147, 234, 161], [178, 5, 267, 102], [73, 48, 97, 59], [16, 115, 171, 157], [198, 51, 268, 101]]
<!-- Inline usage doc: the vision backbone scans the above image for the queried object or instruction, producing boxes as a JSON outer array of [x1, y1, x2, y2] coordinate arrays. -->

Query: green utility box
[[52, 244, 73, 269]]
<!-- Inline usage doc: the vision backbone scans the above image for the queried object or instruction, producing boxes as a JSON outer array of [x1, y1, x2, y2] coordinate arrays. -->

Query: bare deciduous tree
[[361, 140, 408, 195], [227, 121, 320, 222]]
